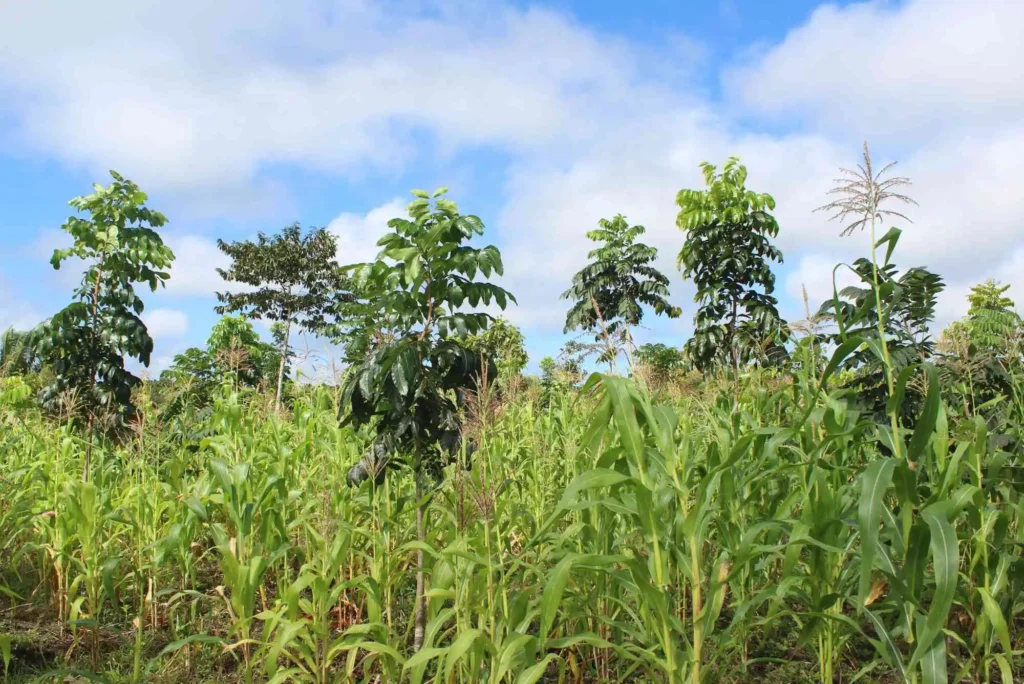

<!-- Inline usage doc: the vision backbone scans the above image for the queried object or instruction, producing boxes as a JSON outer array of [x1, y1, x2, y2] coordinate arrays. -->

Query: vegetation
[[2, 151, 1024, 684], [31, 171, 174, 424], [676, 158, 788, 373], [562, 215, 680, 373], [465, 317, 529, 387], [216, 223, 349, 409]]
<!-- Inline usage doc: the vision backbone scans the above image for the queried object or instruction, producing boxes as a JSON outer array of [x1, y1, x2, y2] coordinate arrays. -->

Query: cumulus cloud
[[159, 234, 234, 297], [327, 199, 407, 267], [725, 0, 1024, 136], [1, 0, 1023, 349], [0, 0, 678, 201], [143, 308, 189, 340], [494, 111, 847, 329]]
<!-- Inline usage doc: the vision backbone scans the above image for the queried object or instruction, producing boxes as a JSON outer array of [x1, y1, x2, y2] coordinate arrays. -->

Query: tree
[[817, 243, 945, 419], [938, 280, 1020, 419], [1, 327, 40, 376], [635, 342, 685, 374], [161, 315, 283, 396], [962, 280, 1021, 351], [676, 158, 788, 373], [33, 171, 174, 427], [339, 187, 513, 651], [561, 215, 680, 372], [465, 317, 528, 384], [216, 223, 349, 409]]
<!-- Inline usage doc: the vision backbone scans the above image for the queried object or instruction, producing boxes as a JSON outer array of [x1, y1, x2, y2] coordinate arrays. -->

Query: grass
[[0, 357, 1022, 683]]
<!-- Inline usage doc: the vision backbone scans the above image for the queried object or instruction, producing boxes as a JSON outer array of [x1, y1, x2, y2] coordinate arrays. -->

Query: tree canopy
[[216, 223, 349, 407], [33, 171, 174, 420], [677, 157, 787, 373], [562, 214, 680, 372]]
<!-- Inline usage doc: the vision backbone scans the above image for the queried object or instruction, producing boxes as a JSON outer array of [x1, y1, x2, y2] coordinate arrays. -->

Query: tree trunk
[[730, 298, 740, 376], [623, 327, 636, 375], [413, 470, 427, 651], [275, 319, 291, 410], [590, 296, 618, 375]]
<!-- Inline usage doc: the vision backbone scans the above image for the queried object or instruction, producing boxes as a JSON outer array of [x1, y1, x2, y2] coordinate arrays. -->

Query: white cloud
[[494, 112, 845, 329], [783, 253, 862, 318], [161, 234, 232, 297], [327, 199, 406, 267], [2, 0, 1023, 348], [725, 0, 1024, 136], [0, 299, 43, 332], [143, 308, 189, 339], [935, 248, 1024, 328], [0, 0, 680, 200]]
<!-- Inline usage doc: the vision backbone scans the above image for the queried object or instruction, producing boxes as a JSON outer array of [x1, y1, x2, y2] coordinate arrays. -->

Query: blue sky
[[2, 0, 1022, 377]]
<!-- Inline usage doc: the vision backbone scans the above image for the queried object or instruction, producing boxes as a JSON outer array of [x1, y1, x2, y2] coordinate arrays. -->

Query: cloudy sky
[[1, 0, 1022, 376]]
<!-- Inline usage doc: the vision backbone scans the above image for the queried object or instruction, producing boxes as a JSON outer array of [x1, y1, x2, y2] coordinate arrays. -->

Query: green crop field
[[1, 147, 1022, 683]]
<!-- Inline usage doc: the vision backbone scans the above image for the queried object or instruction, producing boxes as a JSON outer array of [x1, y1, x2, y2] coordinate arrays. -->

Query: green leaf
[[0, 633, 9, 676], [410, 189, 430, 199], [443, 629, 485, 681], [976, 587, 1012, 655], [907, 364, 939, 463], [820, 336, 863, 387], [909, 503, 959, 670], [875, 227, 902, 266], [540, 554, 575, 639], [917, 615, 948, 684], [515, 655, 562, 684], [559, 469, 631, 506], [405, 254, 422, 284], [858, 458, 896, 606]]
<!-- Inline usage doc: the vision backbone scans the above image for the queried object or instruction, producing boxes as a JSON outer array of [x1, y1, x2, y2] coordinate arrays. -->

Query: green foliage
[[164, 315, 283, 386], [635, 342, 685, 373], [33, 171, 174, 417], [538, 354, 580, 406], [1, 327, 39, 376], [160, 316, 285, 416], [216, 223, 349, 405], [338, 187, 513, 650], [562, 215, 680, 346], [818, 228, 945, 419], [4, 354, 1022, 683], [465, 317, 528, 383], [677, 158, 788, 373], [938, 280, 1021, 420], [964, 279, 1021, 351], [340, 188, 514, 477]]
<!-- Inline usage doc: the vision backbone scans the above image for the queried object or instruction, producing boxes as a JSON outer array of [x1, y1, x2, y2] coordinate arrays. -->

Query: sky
[[1, 0, 1022, 378]]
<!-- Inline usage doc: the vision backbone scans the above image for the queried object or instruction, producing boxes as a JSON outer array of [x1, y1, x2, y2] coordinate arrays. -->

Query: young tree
[[561, 214, 680, 373], [676, 158, 788, 373], [33, 171, 175, 426], [216, 223, 349, 408], [938, 280, 1020, 418], [339, 187, 513, 651], [635, 342, 685, 373], [961, 280, 1021, 352], [1, 327, 40, 376], [162, 315, 282, 391], [465, 317, 528, 384], [816, 245, 945, 419]]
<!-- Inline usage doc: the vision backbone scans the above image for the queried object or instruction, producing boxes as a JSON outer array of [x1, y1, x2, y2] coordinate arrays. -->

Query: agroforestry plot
[[1, 146, 1023, 683]]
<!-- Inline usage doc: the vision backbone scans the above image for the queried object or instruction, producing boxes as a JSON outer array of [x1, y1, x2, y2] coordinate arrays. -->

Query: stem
[[413, 469, 426, 652], [590, 296, 617, 375], [275, 316, 291, 411], [690, 535, 703, 684], [868, 206, 904, 462]]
